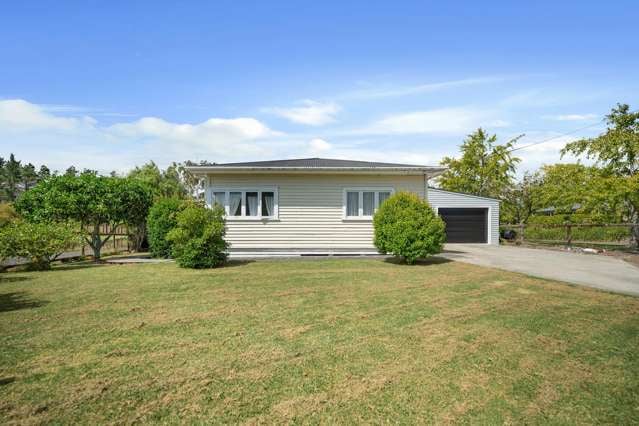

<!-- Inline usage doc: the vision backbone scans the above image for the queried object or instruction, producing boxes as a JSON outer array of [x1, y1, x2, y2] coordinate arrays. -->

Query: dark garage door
[[438, 208, 487, 243]]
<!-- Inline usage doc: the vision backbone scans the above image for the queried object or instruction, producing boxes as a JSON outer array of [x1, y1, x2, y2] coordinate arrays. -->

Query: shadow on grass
[[383, 256, 452, 266], [0, 377, 15, 387], [221, 259, 255, 268], [0, 275, 32, 284], [0, 291, 48, 312]]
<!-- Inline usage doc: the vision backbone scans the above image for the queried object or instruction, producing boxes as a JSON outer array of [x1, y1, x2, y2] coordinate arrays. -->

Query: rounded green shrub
[[147, 198, 186, 258], [373, 191, 446, 264], [166, 202, 228, 268]]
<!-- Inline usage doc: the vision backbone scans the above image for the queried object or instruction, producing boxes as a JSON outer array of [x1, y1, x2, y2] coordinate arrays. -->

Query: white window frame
[[342, 187, 394, 220], [208, 187, 279, 221]]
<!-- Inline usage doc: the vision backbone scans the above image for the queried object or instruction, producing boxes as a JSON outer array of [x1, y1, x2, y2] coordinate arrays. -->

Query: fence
[[80, 224, 133, 256], [500, 223, 636, 248]]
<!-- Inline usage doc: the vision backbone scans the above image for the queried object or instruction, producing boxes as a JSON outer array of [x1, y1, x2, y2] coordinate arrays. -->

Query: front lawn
[[1, 258, 638, 423]]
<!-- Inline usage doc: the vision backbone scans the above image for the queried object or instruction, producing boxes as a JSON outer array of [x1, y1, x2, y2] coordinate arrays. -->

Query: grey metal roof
[[198, 158, 432, 168]]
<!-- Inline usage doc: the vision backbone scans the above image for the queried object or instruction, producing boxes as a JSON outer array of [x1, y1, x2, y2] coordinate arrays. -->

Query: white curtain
[[378, 191, 391, 206], [262, 192, 274, 217], [247, 192, 258, 216], [347, 191, 359, 216], [363, 192, 374, 216], [229, 192, 242, 216]]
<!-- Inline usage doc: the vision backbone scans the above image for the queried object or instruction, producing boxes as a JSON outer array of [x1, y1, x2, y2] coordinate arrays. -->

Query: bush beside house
[[147, 198, 186, 258], [166, 202, 228, 268], [373, 192, 446, 264]]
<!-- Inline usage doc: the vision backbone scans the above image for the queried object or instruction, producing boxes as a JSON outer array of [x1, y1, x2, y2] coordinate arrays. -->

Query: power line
[[508, 107, 639, 153], [508, 120, 604, 153]]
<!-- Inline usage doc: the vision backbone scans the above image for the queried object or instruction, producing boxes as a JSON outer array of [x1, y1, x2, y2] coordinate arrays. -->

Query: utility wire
[[508, 120, 604, 153], [508, 108, 639, 153]]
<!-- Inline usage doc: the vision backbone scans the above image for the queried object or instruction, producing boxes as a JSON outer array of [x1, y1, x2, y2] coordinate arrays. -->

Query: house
[[186, 158, 499, 254]]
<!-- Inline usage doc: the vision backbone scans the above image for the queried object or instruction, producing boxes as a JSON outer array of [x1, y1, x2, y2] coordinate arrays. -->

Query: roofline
[[187, 165, 447, 177], [428, 187, 502, 202]]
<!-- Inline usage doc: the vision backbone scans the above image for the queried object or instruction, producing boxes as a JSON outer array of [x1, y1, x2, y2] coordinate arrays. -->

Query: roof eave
[[186, 166, 447, 177]]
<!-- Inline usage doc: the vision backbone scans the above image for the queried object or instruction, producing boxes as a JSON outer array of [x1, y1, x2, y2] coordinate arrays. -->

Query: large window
[[210, 188, 278, 219], [344, 188, 393, 219]]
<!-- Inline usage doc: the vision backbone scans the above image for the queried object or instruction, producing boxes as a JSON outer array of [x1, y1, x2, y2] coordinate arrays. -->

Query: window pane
[[378, 191, 391, 207], [346, 191, 359, 216], [212, 191, 225, 208], [246, 192, 258, 216], [363, 192, 374, 216], [262, 192, 274, 217], [229, 192, 242, 216]]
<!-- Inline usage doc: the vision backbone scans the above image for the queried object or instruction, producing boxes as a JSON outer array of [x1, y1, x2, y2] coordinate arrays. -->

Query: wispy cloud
[[355, 107, 509, 135], [262, 100, 340, 126], [338, 76, 510, 101], [544, 113, 599, 121]]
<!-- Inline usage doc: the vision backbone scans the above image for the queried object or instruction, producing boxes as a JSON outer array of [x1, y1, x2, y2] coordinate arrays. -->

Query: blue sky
[[1, 0, 637, 175]]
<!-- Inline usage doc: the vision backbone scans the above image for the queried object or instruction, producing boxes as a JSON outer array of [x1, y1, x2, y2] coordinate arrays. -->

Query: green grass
[[1, 258, 638, 424]]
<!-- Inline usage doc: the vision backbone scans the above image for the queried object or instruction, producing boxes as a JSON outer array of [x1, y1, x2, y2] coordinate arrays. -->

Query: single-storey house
[[186, 158, 499, 254]]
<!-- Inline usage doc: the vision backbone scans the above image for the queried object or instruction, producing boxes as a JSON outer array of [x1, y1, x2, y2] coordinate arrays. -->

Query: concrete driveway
[[441, 244, 639, 297]]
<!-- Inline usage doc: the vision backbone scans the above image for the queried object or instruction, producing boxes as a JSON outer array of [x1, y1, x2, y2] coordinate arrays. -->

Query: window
[[343, 188, 394, 219], [210, 188, 278, 219]]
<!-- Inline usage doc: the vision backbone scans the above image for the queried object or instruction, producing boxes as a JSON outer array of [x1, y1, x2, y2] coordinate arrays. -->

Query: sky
[[1, 0, 638, 176]]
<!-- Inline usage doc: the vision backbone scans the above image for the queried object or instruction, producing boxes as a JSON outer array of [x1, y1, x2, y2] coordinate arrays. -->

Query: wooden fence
[[500, 223, 636, 248], [80, 224, 133, 256]]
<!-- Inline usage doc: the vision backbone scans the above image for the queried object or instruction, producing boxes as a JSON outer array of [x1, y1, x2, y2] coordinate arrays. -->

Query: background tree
[[127, 161, 187, 199], [4, 154, 22, 201], [438, 128, 522, 200], [501, 172, 542, 224], [38, 165, 51, 181], [561, 103, 639, 245], [64, 166, 78, 177], [15, 174, 153, 261], [22, 163, 38, 191]]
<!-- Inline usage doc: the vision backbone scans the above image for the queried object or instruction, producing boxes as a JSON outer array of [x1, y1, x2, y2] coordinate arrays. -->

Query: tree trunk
[[91, 225, 102, 262]]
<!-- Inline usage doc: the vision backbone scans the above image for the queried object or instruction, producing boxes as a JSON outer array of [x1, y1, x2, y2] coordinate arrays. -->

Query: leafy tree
[[166, 202, 228, 268], [128, 161, 187, 200], [438, 129, 522, 199], [0, 221, 82, 270], [15, 174, 153, 261], [147, 198, 186, 258], [561, 103, 639, 245], [373, 192, 446, 264], [4, 154, 22, 201], [501, 172, 542, 224]]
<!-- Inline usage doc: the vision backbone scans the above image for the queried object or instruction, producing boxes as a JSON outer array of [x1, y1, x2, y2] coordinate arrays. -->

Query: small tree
[[147, 198, 186, 258], [439, 128, 522, 199], [15, 174, 153, 261], [166, 202, 228, 268], [0, 221, 82, 270], [373, 192, 446, 264]]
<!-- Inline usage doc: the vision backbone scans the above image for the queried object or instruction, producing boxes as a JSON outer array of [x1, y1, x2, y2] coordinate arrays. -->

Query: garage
[[437, 208, 488, 243], [427, 188, 499, 245]]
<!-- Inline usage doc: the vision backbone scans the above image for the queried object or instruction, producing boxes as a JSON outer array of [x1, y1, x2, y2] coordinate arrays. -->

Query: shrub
[[147, 198, 186, 258], [166, 202, 228, 268], [0, 221, 82, 270], [0, 203, 19, 228], [373, 192, 446, 264]]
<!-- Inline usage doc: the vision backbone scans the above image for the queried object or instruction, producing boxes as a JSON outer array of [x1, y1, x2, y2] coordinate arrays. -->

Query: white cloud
[[263, 100, 340, 126], [545, 113, 598, 121], [0, 99, 96, 131], [308, 138, 332, 154], [358, 107, 501, 135], [0, 99, 282, 173], [109, 116, 276, 143], [510, 133, 586, 175]]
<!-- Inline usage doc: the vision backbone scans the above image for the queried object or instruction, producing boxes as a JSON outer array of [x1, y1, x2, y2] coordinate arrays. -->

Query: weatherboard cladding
[[205, 174, 500, 249]]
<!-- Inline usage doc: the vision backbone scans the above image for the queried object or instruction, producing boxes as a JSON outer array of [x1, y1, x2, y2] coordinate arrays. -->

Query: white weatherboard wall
[[427, 188, 500, 245], [206, 173, 425, 250]]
